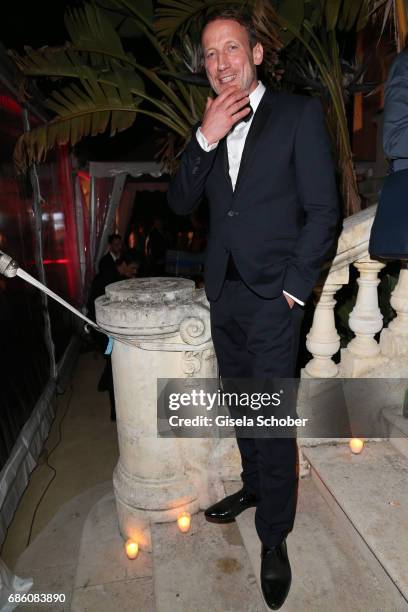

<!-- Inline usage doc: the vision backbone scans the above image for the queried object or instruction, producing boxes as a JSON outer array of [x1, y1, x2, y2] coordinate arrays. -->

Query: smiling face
[[202, 19, 263, 95]]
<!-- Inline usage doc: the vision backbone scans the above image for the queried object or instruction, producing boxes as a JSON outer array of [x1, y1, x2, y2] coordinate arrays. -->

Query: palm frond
[[157, 70, 209, 86], [9, 3, 141, 82], [95, 0, 154, 36], [252, 0, 285, 78], [15, 72, 142, 173], [155, 0, 245, 44], [8, 45, 88, 80], [325, 0, 342, 31], [9, 32, 194, 125], [65, 2, 129, 66], [97, 0, 155, 31]]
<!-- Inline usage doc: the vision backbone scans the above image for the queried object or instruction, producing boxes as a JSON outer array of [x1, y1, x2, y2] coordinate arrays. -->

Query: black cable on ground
[[25, 383, 74, 549]]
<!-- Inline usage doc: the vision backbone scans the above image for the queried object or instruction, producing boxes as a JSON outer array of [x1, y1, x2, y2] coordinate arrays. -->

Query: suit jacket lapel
[[233, 89, 275, 197], [219, 136, 233, 192]]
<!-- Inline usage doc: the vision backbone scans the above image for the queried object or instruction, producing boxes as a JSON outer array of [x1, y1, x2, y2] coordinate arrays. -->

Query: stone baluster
[[347, 260, 385, 356], [340, 258, 388, 377], [380, 263, 408, 357], [304, 268, 348, 378]]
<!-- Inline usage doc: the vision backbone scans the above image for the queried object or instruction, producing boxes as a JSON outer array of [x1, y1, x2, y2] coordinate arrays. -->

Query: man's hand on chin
[[283, 293, 295, 309], [200, 86, 251, 144]]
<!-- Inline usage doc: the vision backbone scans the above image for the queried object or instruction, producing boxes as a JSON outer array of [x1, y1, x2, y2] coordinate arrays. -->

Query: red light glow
[[0, 95, 21, 115], [43, 258, 69, 265]]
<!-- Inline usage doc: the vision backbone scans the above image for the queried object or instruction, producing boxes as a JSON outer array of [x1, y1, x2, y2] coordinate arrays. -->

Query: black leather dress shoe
[[260, 539, 292, 610], [204, 488, 258, 523]]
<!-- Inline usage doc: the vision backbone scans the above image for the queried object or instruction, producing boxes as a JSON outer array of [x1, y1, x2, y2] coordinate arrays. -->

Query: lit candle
[[177, 511, 191, 533], [125, 539, 139, 559], [349, 438, 364, 454]]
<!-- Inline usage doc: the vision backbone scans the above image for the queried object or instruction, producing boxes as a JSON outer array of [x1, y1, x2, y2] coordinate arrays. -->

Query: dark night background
[[0, 1, 204, 243], [0, 1, 160, 162]]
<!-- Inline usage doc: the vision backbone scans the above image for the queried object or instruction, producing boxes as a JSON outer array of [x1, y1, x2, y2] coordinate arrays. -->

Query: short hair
[[108, 233, 122, 244], [201, 6, 258, 49]]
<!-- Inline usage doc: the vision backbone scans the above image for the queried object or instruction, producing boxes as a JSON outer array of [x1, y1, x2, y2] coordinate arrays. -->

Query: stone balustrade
[[303, 204, 408, 379]]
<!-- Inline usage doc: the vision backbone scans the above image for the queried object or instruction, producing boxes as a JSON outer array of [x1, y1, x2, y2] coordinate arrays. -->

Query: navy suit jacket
[[167, 88, 339, 303], [383, 49, 408, 171], [99, 252, 117, 276]]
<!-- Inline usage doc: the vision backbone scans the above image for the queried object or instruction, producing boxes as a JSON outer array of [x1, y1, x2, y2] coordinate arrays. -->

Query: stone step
[[70, 492, 154, 612], [225, 475, 406, 611], [151, 510, 267, 612], [302, 441, 408, 608], [382, 405, 408, 460]]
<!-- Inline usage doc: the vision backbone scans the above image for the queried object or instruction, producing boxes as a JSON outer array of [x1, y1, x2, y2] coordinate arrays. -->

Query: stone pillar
[[348, 260, 385, 356], [304, 268, 348, 378], [95, 278, 220, 551], [340, 259, 388, 377], [380, 264, 408, 357], [299, 270, 348, 467]]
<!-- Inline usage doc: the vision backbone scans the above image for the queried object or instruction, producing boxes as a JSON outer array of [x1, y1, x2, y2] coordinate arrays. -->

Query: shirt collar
[[227, 81, 266, 138], [249, 81, 266, 114]]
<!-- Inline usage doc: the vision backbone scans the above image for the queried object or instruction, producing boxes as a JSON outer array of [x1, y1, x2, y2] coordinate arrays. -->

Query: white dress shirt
[[196, 81, 304, 306]]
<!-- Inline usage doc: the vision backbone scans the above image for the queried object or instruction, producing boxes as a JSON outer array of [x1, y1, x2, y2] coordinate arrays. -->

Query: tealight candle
[[125, 539, 139, 559], [349, 438, 364, 454], [177, 511, 191, 533]]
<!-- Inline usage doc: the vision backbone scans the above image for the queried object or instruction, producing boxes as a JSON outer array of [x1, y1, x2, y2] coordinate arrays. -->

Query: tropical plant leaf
[[9, 42, 136, 88], [308, 0, 325, 27], [272, 0, 305, 34], [8, 45, 87, 80], [325, 0, 342, 30], [10, 29, 195, 134], [356, 0, 371, 30], [157, 69, 209, 86], [13, 65, 146, 173], [155, 0, 245, 44], [11, 3, 138, 82], [357, 0, 393, 34], [255, 0, 303, 47], [343, 0, 365, 31], [65, 2, 127, 63], [9, 45, 148, 98], [96, 0, 154, 32]]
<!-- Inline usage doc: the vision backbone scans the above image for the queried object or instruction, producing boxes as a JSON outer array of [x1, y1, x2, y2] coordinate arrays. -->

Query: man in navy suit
[[98, 233, 123, 278], [167, 7, 339, 608]]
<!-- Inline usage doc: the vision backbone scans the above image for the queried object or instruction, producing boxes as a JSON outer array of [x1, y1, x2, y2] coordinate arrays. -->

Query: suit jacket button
[[227, 210, 234, 217]]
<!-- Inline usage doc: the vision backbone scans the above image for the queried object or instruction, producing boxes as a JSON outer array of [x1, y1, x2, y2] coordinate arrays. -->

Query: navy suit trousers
[[210, 278, 304, 547]]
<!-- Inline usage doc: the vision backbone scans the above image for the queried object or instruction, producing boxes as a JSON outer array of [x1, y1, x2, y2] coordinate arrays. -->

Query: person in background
[[145, 217, 171, 275], [128, 223, 147, 275], [88, 253, 138, 321], [383, 43, 408, 171], [88, 253, 139, 421], [98, 233, 123, 278]]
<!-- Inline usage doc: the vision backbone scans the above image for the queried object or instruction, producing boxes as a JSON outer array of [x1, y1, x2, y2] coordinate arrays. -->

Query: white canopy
[[89, 161, 169, 178]]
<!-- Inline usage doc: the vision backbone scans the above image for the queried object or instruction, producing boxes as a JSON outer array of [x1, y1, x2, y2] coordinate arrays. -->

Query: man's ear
[[252, 42, 263, 66]]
